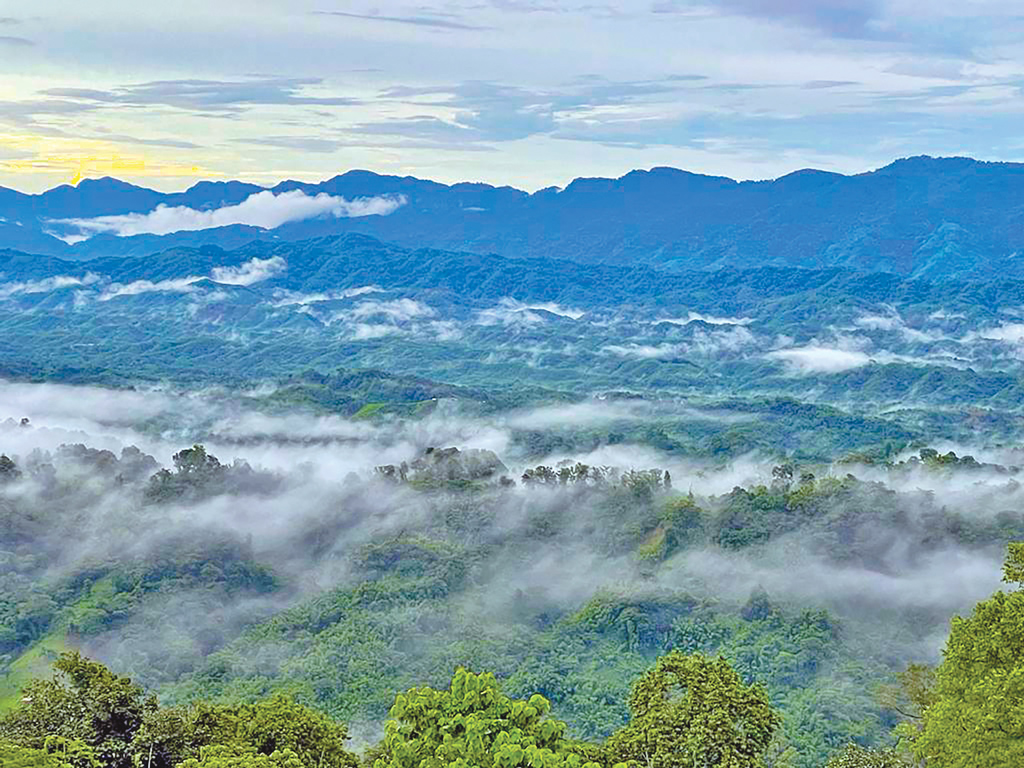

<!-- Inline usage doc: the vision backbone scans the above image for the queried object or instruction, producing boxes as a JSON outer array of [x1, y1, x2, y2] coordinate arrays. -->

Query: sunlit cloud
[[0, 132, 217, 186]]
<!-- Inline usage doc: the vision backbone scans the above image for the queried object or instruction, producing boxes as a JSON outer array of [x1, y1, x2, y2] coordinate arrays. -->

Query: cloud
[[0, 35, 32, 46], [429, 320, 463, 341], [364, 76, 708, 148], [51, 190, 407, 240], [351, 323, 401, 340], [506, 299, 585, 319], [855, 311, 944, 343], [660, 311, 754, 326], [688, 325, 756, 354], [312, 10, 490, 31], [350, 298, 435, 322], [0, 273, 101, 299], [475, 298, 583, 326], [270, 286, 384, 307], [602, 342, 685, 359], [210, 256, 286, 286], [237, 136, 347, 154], [659, 0, 883, 38], [971, 323, 1024, 344], [43, 77, 359, 113], [505, 400, 654, 430], [767, 345, 871, 373], [99, 256, 287, 300], [100, 277, 200, 301]]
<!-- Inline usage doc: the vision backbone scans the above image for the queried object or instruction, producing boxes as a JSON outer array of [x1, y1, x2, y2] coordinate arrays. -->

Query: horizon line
[[1, 153, 1021, 198]]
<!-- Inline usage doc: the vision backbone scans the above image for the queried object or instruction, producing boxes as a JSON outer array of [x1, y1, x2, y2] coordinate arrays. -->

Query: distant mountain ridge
[[5, 232, 1024, 314], [3, 155, 1024, 279]]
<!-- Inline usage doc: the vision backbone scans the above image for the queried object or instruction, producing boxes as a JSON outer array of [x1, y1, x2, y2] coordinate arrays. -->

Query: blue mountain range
[[2, 155, 1024, 280]]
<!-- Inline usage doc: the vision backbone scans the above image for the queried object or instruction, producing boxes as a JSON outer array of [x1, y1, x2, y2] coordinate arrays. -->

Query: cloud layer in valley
[[50, 190, 407, 241]]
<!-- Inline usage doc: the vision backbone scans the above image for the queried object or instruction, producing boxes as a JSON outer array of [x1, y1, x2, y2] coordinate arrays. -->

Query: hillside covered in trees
[[3, 542, 1022, 767]]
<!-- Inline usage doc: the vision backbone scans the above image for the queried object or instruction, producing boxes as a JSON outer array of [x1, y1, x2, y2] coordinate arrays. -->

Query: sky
[[1, 1, 1024, 192]]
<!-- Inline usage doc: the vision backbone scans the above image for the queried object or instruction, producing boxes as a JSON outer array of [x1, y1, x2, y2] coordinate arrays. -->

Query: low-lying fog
[[0, 379, 1015, 691]]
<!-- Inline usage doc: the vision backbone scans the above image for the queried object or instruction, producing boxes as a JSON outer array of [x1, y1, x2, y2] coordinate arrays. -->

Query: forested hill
[[10, 232, 1024, 312], [4, 156, 1024, 279]]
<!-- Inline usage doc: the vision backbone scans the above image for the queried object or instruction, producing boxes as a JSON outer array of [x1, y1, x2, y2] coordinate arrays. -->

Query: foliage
[[0, 652, 357, 768], [176, 744, 306, 768], [373, 667, 600, 768], [824, 744, 911, 767], [0, 737, 100, 768], [605, 652, 780, 768], [911, 543, 1024, 767], [1002, 541, 1024, 587], [0, 652, 154, 768]]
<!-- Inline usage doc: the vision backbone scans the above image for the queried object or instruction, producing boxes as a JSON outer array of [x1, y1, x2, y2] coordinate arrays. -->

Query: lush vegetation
[[5, 184, 1024, 767], [1, 542, 1022, 766], [2, 417, 1021, 768]]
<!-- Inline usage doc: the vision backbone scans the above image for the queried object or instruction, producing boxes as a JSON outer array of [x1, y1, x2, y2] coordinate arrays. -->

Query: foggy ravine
[[0, 380, 1010, 687]]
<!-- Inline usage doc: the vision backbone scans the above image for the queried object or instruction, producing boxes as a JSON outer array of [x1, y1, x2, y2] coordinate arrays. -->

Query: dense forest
[[5, 171, 1024, 767], [1, 390, 1022, 767], [2, 542, 1022, 767]]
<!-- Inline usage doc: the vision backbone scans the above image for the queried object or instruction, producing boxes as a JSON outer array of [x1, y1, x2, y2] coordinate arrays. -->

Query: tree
[[176, 744, 306, 768], [824, 744, 911, 767], [0, 652, 154, 768], [116, 688, 357, 767], [0, 737, 99, 768], [877, 664, 935, 724], [0, 453, 20, 482], [373, 667, 601, 768], [173, 445, 224, 476], [146, 444, 227, 502], [605, 652, 780, 768], [911, 542, 1024, 767], [1003, 541, 1024, 587], [0, 743, 70, 768], [0, 653, 356, 768]]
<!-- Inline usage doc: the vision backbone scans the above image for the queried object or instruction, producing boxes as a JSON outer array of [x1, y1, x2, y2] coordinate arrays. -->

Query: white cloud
[[210, 256, 286, 286], [854, 314, 901, 332], [429, 320, 463, 341], [100, 277, 199, 300], [475, 298, 582, 326], [51, 190, 408, 240], [271, 285, 383, 306], [0, 273, 101, 299], [688, 326, 756, 355], [506, 401, 654, 430], [929, 310, 966, 321], [512, 300, 585, 320], [767, 345, 871, 373], [100, 256, 285, 300], [602, 342, 685, 359], [971, 323, 1024, 344], [855, 311, 943, 343], [350, 298, 434, 322], [661, 311, 755, 326], [351, 323, 401, 340]]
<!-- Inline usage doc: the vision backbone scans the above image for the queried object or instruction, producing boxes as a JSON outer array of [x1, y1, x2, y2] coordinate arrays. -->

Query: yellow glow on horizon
[[0, 133, 220, 186]]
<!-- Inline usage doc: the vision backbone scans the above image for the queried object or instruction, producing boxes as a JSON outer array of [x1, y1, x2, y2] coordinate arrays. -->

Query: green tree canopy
[[132, 694, 357, 768], [0, 652, 154, 768], [0, 737, 99, 768], [605, 651, 780, 768], [373, 667, 601, 768], [0, 654, 355, 768], [176, 744, 306, 768], [912, 542, 1024, 767], [824, 744, 910, 767]]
